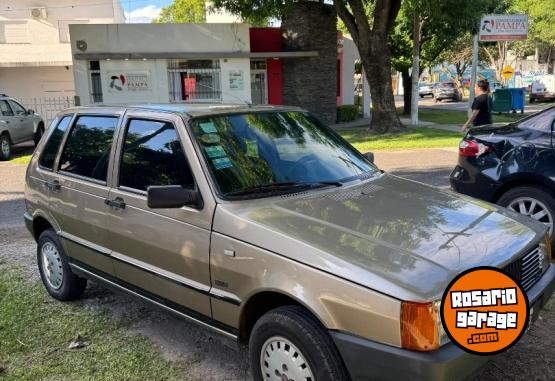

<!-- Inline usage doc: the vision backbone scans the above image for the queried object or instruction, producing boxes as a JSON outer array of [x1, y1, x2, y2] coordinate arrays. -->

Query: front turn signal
[[401, 301, 440, 351]]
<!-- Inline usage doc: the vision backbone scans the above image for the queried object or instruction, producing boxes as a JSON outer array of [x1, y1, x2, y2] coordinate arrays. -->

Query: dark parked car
[[433, 82, 462, 102], [450, 106, 555, 246]]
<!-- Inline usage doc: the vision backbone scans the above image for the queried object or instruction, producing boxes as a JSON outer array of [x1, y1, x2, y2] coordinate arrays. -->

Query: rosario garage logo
[[110, 74, 126, 91], [440, 267, 529, 355]]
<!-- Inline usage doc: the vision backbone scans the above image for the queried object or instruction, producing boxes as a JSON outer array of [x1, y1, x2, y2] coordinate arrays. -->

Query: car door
[[50, 110, 124, 276], [9, 99, 34, 142], [0, 100, 21, 142], [106, 110, 215, 318]]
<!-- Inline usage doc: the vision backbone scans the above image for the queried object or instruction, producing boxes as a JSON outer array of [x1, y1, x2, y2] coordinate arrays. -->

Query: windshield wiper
[[225, 181, 342, 197]]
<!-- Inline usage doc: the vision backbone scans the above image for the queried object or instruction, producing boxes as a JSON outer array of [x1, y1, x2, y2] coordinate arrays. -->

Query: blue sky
[[123, 0, 174, 23]]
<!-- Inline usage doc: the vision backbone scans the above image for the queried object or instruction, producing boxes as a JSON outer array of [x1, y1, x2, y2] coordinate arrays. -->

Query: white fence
[[20, 97, 76, 125]]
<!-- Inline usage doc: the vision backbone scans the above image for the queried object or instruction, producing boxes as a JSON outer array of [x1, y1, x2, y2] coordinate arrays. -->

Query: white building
[[0, 0, 124, 106]]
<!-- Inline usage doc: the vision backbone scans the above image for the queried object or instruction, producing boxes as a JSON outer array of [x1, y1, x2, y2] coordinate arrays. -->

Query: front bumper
[[332, 264, 555, 381]]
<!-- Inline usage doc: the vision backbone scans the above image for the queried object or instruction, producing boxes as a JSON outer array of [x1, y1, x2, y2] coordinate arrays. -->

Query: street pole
[[410, 12, 421, 126], [468, 33, 479, 117]]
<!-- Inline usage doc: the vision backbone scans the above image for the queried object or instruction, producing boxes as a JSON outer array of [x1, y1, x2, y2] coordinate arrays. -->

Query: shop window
[[89, 61, 103, 103], [168, 59, 221, 102]]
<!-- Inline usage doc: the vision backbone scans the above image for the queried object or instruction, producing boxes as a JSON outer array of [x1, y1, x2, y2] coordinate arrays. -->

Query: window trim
[[37, 114, 75, 172], [116, 117, 199, 195], [8, 99, 27, 115], [56, 113, 121, 184]]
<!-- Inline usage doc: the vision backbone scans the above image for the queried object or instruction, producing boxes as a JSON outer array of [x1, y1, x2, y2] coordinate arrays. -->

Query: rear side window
[[119, 119, 194, 191], [59, 115, 118, 182], [0, 100, 13, 116], [39, 116, 72, 170]]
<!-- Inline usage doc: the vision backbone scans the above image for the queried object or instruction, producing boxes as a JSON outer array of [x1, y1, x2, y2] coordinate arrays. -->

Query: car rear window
[[39, 115, 72, 170], [58, 115, 118, 182]]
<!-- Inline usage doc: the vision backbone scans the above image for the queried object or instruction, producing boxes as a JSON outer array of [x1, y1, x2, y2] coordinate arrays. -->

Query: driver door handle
[[45, 180, 61, 191], [105, 197, 126, 210]]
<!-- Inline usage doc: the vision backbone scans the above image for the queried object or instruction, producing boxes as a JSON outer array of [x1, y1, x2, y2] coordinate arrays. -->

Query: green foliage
[[0, 264, 183, 380], [154, 0, 206, 23], [336, 105, 360, 123], [339, 127, 461, 151]]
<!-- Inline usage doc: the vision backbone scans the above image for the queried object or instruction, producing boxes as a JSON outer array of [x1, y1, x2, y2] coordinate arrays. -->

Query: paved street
[[1, 150, 553, 380]]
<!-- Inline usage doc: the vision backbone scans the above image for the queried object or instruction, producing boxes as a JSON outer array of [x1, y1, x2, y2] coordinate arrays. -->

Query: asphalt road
[[1, 149, 554, 381]]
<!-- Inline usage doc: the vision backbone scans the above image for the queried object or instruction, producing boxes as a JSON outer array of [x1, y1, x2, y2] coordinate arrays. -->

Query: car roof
[[64, 103, 303, 118]]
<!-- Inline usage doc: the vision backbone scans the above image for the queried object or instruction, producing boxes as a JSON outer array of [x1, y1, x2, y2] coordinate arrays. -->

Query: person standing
[[463, 79, 492, 131]]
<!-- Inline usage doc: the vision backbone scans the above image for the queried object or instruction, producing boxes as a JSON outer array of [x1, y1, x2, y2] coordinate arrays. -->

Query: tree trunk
[[410, 14, 421, 126], [359, 35, 404, 133], [401, 69, 411, 115]]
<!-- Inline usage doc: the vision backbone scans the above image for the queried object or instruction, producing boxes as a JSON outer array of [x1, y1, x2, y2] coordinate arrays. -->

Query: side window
[[119, 119, 194, 192], [39, 115, 72, 170], [59, 115, 118, 182], [0, 100, 13, 116], [9, 100, 26, 115]]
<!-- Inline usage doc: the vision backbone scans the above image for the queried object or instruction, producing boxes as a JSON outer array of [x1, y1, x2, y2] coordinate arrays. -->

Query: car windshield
[[190, 111, 376, 197]]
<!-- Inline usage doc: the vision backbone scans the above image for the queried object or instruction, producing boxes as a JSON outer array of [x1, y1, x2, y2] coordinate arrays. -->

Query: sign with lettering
[[479, 14, 528, 42], [229, 70, 244, 91], [107, 71, 150, 93]]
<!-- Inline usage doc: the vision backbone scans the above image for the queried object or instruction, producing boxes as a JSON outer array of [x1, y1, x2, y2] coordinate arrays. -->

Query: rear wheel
[[0, 134, 11, 161], [249, 305, 349, 381], [498, 186, 555, 245], [37, 229, 87, 301]]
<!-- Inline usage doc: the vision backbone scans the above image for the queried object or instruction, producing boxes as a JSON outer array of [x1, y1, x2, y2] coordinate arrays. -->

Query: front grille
[[504, 247, 543, 291]]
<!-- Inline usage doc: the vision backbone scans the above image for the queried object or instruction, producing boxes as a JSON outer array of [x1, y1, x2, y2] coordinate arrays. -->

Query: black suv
[[450, 106, 555, 245]]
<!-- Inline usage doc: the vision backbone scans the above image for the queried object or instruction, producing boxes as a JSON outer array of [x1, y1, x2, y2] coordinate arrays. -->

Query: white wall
[[341, 37, 357, 106], [0, 66, 74, 100], [220, 58, 251, 104]]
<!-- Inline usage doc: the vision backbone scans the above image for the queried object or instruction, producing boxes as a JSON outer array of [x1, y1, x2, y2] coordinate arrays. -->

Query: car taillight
[[400, 301, 441, 351], [459, 138, 490, 157]]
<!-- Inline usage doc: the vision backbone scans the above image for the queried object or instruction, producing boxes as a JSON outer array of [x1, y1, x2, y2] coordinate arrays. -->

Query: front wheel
[[34, 124, 45, 145], [498, 186, 555, 246], [249, 306, 349, 381]]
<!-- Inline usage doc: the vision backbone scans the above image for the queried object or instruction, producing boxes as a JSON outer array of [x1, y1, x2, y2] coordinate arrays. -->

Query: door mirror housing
[[147, 185, 203, 209], [26, 109, 35, 115], [363, 152, 374, 163]]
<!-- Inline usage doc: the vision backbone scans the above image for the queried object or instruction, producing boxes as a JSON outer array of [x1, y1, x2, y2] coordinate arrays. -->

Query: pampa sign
[[107, 71, 151, 93], [479, 14, 528, 42]]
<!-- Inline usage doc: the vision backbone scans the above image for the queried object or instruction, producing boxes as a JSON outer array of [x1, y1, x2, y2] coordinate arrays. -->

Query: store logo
[[110, 74, 126, 91], [481, 19, 493, 32], [440, 267, 529, 355]]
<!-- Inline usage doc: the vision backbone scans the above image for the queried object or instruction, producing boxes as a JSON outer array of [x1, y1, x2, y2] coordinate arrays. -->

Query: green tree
[[154, 0, 206, 23], [212, 0, 404, 133]]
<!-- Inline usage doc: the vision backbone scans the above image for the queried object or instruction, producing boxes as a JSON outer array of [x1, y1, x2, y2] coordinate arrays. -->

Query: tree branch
[[334, 0, 359, 41], [346, 0, 370, 36]]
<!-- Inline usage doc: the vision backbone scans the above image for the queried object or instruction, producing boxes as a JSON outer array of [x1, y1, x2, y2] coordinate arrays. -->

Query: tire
[[498, 186, 555, 246], [249, 305, 350, 381], [0, 134, 11, 161], [34, 123, 44, 146], [37, 228, 87, 301]]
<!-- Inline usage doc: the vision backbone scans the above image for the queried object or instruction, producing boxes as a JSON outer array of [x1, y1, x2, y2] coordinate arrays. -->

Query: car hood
[[213, 174, 544, 301]]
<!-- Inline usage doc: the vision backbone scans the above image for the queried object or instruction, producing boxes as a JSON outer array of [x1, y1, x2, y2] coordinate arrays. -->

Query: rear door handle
[[45, 180, 61, 191], [105, 197, 126, 210]]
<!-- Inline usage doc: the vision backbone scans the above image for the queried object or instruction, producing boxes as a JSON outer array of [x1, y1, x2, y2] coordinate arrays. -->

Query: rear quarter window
[[58, 115, 118, 182], [39, 115, 72, 170]]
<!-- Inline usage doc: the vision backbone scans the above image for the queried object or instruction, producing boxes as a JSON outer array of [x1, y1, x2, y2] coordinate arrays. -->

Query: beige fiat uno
[[24, 104, 555, 381]]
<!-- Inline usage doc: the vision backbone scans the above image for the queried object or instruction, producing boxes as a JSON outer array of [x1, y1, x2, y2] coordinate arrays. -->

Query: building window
[[167, 59, 221, 102], [89, 61, 103, 103]]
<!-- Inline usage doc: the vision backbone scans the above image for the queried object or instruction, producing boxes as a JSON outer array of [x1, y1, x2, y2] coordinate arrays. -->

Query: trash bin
[[492, 89, 512, 114], [509, 88, 525, 114]]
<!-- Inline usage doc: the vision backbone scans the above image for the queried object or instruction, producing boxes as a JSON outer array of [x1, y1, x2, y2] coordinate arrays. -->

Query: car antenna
[[195, 83, 252, 108]]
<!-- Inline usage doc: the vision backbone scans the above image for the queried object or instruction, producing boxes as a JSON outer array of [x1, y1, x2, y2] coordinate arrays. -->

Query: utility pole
[[410, 12, 421, 126], [468, 34, 479, 117]]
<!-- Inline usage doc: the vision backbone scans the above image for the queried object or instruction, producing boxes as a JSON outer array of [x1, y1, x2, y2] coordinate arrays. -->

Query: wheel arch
[[492, 174, 555, 203]]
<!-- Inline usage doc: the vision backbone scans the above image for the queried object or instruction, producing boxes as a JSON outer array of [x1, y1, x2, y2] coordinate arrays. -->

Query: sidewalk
[[330, 117, 462, 133]]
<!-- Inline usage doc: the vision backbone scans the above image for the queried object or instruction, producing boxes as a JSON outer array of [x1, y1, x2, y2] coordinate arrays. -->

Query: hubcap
[[41, 241, 63, 289], [260, 336, 314, 381], [508, 197, 554, 236], [1, 139, 9, 156]]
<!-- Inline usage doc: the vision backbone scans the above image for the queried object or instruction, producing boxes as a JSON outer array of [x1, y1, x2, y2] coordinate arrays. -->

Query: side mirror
[[27, 109, 35, 115], [147, 185, 203, 209], [363, 151, 374, 163]]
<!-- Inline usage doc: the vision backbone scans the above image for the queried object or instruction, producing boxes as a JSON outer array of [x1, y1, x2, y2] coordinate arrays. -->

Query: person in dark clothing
[[463, 79, 492, 131]]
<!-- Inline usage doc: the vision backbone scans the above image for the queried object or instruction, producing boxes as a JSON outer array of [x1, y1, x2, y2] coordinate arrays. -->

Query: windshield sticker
[[212, 157, 233, 170], [204, 145, 226, 159], [199, 121, 218, 134], [199, 133, 221, 144], [245, 139, 259, 157]]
